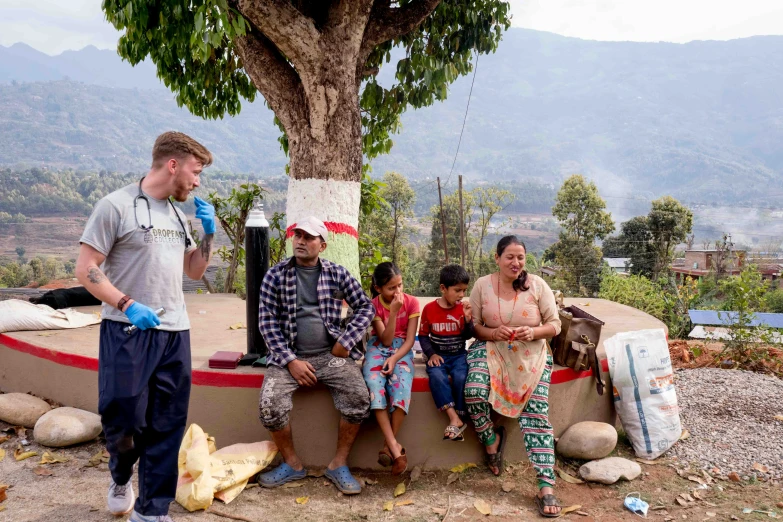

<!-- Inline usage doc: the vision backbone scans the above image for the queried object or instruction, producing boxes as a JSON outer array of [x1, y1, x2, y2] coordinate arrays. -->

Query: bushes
[[765, 288, 783, 313], [598, 272, 699, 338], [598, 272, 665, 319]]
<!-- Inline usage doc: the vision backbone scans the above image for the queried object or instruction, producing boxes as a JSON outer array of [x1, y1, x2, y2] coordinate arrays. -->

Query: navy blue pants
[[98, 320, 191, 517], [425, 352, 468, 416]]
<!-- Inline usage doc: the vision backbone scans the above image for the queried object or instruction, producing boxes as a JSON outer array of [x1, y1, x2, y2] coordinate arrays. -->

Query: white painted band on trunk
[[286, 178, 361, 230]]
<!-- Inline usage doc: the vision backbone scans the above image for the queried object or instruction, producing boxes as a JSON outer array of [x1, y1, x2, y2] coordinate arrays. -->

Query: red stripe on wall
[[285, 222, 359, 239], [1, 334, 610, 390]]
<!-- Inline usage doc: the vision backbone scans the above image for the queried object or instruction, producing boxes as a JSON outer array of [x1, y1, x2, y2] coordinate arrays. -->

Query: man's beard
[[172, 176, 191, 202]]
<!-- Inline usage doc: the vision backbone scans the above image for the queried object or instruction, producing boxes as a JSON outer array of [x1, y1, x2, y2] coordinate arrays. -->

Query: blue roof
[[688, 310, 783, 328]]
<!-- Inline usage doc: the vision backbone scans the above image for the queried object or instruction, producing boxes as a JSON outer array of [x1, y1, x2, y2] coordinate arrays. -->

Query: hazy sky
[[2, 0, 783, 55]]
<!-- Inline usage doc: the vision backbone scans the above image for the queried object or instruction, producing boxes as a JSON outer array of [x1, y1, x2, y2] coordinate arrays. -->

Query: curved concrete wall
[[0, 296, 665, 469]]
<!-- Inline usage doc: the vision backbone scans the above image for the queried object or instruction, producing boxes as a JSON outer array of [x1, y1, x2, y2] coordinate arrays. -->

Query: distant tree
[[551, 174, 615, 242], [365, 172, 415, 266], [549, 175, 614, 296], [647, 196, 693, 280], [15, 246, 25, 260]]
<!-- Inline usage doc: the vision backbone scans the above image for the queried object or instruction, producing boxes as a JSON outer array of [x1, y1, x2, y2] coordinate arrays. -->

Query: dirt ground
[[1, 420, 781, 522]]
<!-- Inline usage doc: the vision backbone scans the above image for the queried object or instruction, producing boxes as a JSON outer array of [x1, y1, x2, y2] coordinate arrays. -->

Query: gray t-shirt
[[79, 183, 195, 331], [294, 264, 334, 355]]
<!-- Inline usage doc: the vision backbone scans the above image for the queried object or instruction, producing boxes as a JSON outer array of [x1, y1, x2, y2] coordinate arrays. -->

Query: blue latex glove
[[194, 196, 216, 235], [125, 302, 161, 331]]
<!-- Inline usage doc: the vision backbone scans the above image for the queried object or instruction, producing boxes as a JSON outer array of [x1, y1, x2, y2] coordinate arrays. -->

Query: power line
[[443, 52, 479, 188]]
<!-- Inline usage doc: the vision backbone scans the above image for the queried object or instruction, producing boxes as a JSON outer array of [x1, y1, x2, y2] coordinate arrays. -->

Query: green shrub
[[765, 288, 783, 313]]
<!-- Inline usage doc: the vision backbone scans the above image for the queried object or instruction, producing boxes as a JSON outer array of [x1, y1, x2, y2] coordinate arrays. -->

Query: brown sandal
[[391, 448, 408, 476], [378, 449, 393, 467]]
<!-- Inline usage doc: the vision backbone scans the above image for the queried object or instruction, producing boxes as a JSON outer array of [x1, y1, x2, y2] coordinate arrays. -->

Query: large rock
[[579, 457, 642, 484], [0, 393, 52, 428], [33, 407, 102, 447], [556, 421, 618, 460]]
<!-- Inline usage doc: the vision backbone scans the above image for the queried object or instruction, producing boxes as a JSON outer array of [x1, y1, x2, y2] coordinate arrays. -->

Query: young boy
[[418, 264, 475, 441]]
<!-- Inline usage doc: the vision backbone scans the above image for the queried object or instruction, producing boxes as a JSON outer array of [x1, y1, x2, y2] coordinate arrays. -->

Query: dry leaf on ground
[[576, 511, 589, 516], [33, 466, 53, 477], [363, 477, 378, 486], [501, 481, 514, 492], [306, 469, 324, 478], [557, 469, 585, 484], [0, 435, 10, 444], [13, 445, 37, 461], [383, 500, 394, 511], [396, 500, 414, 506], [752, 463, 769, 473], [295, 496, 309, 505], [728, 472, 741, 482], [774, 415, 783, 422], [446, 473, 459, 485], [0, 484, 8, 503], [450, 462, 477, 473], [393, 482, 406, 497], [281, 481, 304, 489], [679, 430, 690, 440], [228, 323, 246, 330], [676, 498, 688, 507], [0, 505, 5, 512], [409, 465, 422, 483], [0, 449, 4, 463], [40, 452, 69, 464], [560, 505, 582, 516], [432, 507, 448, 515], [474, 499, 492, 516], [687, 476, 705, 484]]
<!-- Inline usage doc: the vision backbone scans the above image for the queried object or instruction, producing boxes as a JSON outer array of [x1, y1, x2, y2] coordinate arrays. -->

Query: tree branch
[[359, 0, 442, 63], [233, 26, 307, 136], [237, 0, 321, 69]]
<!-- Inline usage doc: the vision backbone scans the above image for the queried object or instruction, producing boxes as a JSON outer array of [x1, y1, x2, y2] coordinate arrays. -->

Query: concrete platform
[[0, 295, 665, 469]]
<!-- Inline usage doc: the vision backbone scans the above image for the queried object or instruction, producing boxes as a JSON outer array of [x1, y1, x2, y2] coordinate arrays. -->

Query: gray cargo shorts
[[259, 351, 370, 432]]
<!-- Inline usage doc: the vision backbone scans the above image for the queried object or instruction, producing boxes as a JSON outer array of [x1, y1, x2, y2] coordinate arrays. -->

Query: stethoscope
[[133, 177, 192, 248]]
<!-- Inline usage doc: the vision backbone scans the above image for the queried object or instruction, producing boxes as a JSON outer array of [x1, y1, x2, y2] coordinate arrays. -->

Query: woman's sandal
[[443, 424, 467, 442], [377, 448, 393, 467], [485, 426, 506, 476], [391, 448, 408, 476], [535, 493, 562, 518]]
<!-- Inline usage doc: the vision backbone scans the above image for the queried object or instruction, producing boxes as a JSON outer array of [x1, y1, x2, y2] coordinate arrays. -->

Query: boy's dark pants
[[98, 320, 191, 516], [426, 352, 468, 416]]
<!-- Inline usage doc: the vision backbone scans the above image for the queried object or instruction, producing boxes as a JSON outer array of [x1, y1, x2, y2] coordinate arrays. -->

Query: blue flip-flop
[[324, 466, 362, 495], [258, 463, 307, 488]]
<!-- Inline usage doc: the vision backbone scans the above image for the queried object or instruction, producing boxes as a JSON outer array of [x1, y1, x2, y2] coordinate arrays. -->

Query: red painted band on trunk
[[286, 222, 359, 239], [1, 334, 610, 390]]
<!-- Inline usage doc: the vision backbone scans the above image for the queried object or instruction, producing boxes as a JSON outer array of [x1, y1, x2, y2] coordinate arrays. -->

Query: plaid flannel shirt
[[259, 257, 374, 368]]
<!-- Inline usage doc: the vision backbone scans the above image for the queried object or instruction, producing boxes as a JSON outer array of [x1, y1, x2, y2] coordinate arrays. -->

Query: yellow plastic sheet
[[176, 424, 277, 511]]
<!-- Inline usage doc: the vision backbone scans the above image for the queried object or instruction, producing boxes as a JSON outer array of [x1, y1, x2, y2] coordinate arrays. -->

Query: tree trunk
[[283, 66, 363, 276]]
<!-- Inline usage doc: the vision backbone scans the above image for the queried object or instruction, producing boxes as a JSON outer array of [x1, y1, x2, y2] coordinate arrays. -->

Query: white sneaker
[[107, 480, 135, 515], [129, 512, 175, 522]]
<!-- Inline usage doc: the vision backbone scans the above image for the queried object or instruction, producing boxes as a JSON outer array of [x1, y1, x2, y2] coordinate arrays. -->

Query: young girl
[[363, 262, 420, 476]]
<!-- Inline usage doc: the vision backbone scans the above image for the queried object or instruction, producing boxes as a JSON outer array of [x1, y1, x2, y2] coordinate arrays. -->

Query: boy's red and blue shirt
[[418, 300, 475, 358]]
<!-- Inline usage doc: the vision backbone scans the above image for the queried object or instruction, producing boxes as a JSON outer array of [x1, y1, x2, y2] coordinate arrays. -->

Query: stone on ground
[[556, 421, 618, 460], [0, 392, 52, 428], [33, 407, 102, 447], [579, 457, 641, 484]]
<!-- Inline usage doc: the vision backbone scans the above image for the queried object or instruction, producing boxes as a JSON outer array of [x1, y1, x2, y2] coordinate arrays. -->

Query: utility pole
[[437, 177, 449, 264]]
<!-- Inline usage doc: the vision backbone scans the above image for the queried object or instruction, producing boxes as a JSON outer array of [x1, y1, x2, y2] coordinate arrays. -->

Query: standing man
[[76, 132, 216, 522], [257, 217, 373, 495]]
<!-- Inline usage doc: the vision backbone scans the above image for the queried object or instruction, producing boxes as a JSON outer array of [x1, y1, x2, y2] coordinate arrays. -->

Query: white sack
[[604, 328, 681, 459], [0, 299, 100, 333]]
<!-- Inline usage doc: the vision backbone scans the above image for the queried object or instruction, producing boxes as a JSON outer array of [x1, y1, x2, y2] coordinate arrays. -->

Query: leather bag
[[551, 305, 606, 395]]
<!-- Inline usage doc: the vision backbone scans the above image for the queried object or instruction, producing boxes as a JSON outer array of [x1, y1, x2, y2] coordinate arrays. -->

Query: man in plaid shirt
[[257, 216, 373, 495]]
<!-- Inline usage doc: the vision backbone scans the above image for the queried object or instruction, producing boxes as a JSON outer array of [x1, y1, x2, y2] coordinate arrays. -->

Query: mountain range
[[1, 29, 782, 206]]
